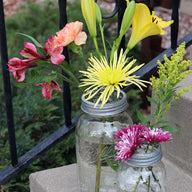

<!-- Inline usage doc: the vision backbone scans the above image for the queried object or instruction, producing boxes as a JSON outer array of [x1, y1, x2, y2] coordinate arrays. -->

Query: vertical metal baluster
[[58, 0, 72, 127], [0, 0, 18, 166], [171, 0, 180, 49], [117, 0, 126, 51]]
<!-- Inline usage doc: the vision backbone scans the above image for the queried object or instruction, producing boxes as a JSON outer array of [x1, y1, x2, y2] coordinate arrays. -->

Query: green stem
[[99, 24, 108, 60], [147, 175, 151, 192], [115, 34, 123, 52], [124, 46, 130, 56], [133, 175, 141, 192], [93, 36, 101, 56], [153, 102, 163, 128], [79, 51, 88, 68], [56, 72, 79, 86], [153, 90, 170, 128], [95, 136, 104, 192]]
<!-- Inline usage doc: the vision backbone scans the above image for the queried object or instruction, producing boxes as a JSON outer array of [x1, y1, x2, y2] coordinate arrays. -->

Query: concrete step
[[29, 158, 192, 192]]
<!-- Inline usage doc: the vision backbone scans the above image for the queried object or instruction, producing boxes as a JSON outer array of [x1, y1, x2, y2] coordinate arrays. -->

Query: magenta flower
[[36, 80, 62, 99], [142, 128, 172, 143], [114, 124, 146, 161], [44, 36, 65, 65], [20, 42, 45, 61], [8, 57, 36, 82], [114, 123, 147, 140]]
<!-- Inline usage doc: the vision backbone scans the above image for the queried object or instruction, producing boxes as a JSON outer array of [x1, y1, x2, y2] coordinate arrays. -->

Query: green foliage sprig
[[138, 42, 192, 134]]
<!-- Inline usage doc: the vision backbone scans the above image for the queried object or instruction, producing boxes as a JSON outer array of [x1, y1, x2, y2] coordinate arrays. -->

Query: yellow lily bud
[[81, 0, 97, 38], [119, 0, 135, 38], [126, 0, 130, 6], [95, 3, 102, 24]]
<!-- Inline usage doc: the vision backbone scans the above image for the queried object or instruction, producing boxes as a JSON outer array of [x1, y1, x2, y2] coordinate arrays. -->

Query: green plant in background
[[1, 1, 78, 191], [137, 42, 192, 133]]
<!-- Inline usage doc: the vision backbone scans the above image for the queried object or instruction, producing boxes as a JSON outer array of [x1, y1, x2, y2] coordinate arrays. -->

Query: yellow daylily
[[81, 0, 97, 38], [127, 3, 174, 51]]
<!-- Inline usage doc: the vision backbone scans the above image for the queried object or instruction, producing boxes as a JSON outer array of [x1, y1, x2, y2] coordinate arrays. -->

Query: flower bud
[[119, 0, 135, 37], [95, 3, 102, 24], [81, 0, 97, 38]]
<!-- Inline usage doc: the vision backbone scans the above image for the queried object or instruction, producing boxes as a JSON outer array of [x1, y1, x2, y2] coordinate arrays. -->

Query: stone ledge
[[29, 159, 192, 192], [29, 164, 78, 192]]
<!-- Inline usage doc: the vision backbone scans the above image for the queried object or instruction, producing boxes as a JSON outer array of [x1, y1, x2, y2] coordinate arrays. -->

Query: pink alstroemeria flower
[[142, 128, 172, 143], [8, 57, 36, 82], [36, 80, 62, 99], [114, 124, 146, 161], [20, 42, 45, 61], [54, 21, 87, 47], [44, 35, 65, 65]]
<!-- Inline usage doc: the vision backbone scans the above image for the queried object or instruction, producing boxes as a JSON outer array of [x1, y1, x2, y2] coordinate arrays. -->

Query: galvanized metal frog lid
[[127, 144, 162, 167], [81, 90, 128, 116]]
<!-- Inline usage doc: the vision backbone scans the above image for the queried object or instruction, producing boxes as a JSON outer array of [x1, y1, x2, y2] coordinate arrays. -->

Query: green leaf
[[163, 89, 176, 102], [160, 125, 181, 135], [157, 120, 172, 124], [60, 61, 79, 85], [137, 110, 145, 124], [104, 155, 118, 171], [146, 96, 156, 104], [142, 114, 156, 124], [18, 33, 42, 47], [16, 82, 31, 88], [17, 33, 46, 56], [35, 60, 48, 66], [28, 70, 42, 83], [17, 33, 42, 47], [43, 74, 57, 82]]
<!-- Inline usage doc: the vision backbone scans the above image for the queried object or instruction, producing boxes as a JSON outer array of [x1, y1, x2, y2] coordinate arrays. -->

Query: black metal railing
[[1, 0, 191, 185]]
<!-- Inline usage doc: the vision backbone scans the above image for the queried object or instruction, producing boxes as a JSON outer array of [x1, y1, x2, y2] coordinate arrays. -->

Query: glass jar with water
[[117, 144, 166, 192], [76, 90, 132, 192]]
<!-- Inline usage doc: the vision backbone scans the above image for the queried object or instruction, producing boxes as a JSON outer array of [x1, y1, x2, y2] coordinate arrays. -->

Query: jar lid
[[127, 144, 162, 167], [81, 90, 128, 116]]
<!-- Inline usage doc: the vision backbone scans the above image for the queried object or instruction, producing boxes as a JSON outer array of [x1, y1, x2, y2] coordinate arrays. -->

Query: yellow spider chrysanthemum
[[79, 50, 149, 108]]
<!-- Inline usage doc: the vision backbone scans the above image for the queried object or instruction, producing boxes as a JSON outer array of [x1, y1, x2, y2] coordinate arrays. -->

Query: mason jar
[[76, 90, 133, 192], [117, 144, 166, 192]]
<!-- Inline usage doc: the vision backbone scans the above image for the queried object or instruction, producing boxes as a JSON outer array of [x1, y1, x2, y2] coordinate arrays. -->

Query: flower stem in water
[[95, 136, 104, 192], [133, 175, 141, 192]]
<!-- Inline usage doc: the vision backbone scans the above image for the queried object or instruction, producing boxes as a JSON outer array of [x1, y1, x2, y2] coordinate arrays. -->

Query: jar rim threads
[[127, 144, 162, 167], [81, 90, 129, 116]]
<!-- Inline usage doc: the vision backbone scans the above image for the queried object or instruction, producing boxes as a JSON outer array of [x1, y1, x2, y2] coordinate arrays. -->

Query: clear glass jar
[[76, 90, 133, 192], [117, 144, 166, 192]]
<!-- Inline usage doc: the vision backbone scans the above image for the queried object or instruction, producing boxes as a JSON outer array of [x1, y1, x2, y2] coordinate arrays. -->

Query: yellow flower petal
[[79, 49, 150, 108], [127, 3, 173, 50]]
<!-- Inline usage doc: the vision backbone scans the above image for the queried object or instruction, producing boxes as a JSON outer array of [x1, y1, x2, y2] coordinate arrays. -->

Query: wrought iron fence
[[0, 0, 191, 185]]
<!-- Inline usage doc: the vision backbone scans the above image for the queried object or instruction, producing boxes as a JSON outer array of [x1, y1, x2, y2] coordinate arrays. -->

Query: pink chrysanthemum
[[114, 124, 146, 161], [142, 128, 172, 143], [114, 123, 147, 140]]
